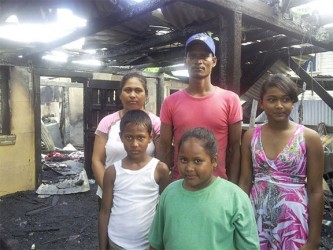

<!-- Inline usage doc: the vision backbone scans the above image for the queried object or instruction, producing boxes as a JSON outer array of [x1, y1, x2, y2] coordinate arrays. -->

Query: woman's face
[[120, 77, 147, 111]]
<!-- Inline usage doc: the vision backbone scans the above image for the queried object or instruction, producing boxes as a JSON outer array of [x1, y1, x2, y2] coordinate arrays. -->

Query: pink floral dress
[[250, 124, 308, 250]]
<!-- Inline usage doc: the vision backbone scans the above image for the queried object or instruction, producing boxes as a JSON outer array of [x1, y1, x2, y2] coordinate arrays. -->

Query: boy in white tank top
[[98, 110, 170, 250]]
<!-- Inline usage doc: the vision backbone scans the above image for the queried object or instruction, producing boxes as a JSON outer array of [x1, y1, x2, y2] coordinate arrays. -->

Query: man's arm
[[156, 122, 173, 170], [226, 121, 242, 184]]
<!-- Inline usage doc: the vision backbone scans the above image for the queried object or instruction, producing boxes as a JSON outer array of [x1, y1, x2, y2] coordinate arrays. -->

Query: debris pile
[[39, 144, 89, 197]]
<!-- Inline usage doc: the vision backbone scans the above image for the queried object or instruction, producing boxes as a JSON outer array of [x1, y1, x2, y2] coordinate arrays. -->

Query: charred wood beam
[[218, 12, 242, 94], [17, 0, 178, 58], [0, 38, 36, 51], [242, 36, 301, 53], [244, 29, 278, 43], [0, 56, 105, 73], [243, 45, 326, 64], [243, 15, 333, 52], [98, 18, 218, 59], [242, 36, 302, 57], [287, 57, 333, 110], [34, 68, 92, 78], [0, 66, 10, 135], [124, 47, 184, 67], [125, 61, 173, 70], [183, 0, 333, 51]]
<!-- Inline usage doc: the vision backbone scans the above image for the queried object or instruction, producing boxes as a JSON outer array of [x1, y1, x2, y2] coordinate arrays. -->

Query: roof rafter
[[183, 0, 333, 51], [98, 18, 218, 59]]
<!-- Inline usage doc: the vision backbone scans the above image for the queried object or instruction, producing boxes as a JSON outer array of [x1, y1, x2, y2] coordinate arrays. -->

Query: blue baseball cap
[[185, 33, 215, 56]]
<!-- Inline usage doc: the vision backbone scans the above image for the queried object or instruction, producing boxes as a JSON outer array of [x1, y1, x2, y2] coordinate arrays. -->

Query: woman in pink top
[[239, 74, 324, 249], [92, 72, 161, 202]]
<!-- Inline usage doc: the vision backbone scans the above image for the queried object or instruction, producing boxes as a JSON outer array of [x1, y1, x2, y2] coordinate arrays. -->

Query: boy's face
[[185, 43, 217, 79], [120, 123, 152, 160], [178, 138, 216, 191]]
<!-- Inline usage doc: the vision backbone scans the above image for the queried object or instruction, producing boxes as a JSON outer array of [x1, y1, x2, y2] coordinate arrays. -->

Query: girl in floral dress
[[239, 74, 324, 250]]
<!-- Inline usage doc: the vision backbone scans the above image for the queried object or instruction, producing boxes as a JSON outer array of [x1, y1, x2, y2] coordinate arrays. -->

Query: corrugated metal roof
[[241, 59, 307, 101]]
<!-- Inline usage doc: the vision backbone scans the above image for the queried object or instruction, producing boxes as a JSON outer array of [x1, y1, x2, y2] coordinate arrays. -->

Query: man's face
[[185, 43, 217, 80]]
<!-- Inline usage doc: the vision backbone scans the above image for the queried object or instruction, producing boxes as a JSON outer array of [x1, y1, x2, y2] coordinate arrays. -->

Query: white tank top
[[108, 158, 160, 250], [96, 119, 155, 198]]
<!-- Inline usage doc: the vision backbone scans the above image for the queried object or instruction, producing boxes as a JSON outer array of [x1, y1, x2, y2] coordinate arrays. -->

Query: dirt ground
[[1, 180, 333, 250], [0, 182, 99, 250]]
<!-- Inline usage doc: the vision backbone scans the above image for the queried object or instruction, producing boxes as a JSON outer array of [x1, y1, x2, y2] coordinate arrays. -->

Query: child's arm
[[226, 121, 242, 184], [238, 129, 254, 195], [301, 128, 324, 250], [234, 191, 260, 249], [98, 165, 116, 250], [155, 161, 170, 194]]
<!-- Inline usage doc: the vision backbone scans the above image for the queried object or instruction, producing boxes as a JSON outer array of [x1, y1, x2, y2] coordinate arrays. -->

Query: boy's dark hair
[[118, 72, 148, 96], [260, 73, 299, 103], [120, 110, 152, 135], [178, 127, 217, 159]]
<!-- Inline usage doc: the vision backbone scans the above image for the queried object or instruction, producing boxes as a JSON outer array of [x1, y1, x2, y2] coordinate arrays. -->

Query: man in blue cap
[[157, 33, 243, 184]]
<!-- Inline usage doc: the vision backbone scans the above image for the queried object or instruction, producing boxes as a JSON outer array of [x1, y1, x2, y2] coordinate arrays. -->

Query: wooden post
[[249, 99, 258, 129]]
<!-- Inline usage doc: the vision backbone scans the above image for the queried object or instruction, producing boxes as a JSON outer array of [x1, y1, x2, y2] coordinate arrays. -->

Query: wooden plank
[[249, 99, 258, 129], [287, 57, 333, 110], [40, 80, 83, 88], [33, 70, 42, 189]]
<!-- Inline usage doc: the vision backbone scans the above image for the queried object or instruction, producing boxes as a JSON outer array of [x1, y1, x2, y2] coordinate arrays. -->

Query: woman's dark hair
[[120, 110, 152, 135], [118, 72, 148, 96], [260, 73, 299, 103], [178, 127, 217, 160]]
